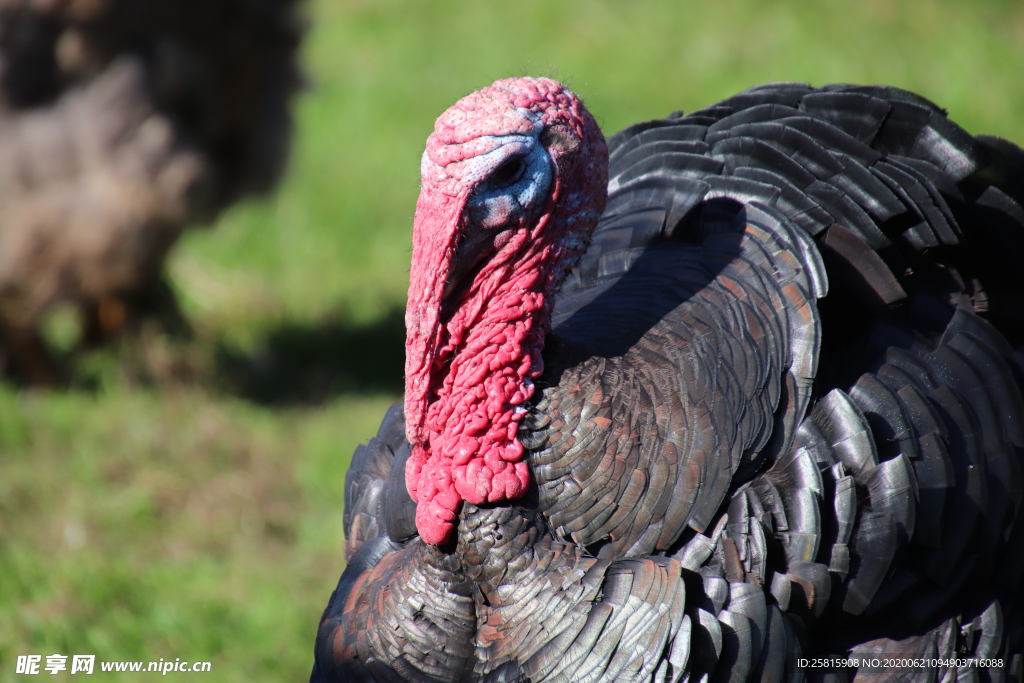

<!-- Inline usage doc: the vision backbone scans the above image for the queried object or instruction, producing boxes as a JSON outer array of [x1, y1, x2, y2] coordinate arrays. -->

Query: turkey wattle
[[313, 78, 1024, 682]]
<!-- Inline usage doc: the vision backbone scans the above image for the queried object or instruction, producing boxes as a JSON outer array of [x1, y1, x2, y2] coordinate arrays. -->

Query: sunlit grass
[[3, 0, 1024, 680]]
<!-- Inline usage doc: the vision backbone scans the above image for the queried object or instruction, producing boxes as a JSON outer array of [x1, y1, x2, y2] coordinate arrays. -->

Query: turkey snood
[[404, 78, 608, 545]]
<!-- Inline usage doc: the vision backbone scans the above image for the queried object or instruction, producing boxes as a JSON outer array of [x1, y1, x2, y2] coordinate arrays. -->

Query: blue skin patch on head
[[465, 136, 553, 230]]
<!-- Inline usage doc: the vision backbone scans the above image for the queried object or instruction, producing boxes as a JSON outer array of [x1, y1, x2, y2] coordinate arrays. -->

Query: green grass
[[4, 0, 1024, 680], [0, 381, 397, 681]]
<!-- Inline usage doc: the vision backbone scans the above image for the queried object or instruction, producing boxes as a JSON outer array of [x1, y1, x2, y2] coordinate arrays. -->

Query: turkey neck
[[455, 502, 595, 615], [398, 504, 574, 622]]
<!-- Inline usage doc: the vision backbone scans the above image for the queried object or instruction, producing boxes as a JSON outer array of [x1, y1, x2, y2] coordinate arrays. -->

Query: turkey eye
[[489, 157, 524, 189]]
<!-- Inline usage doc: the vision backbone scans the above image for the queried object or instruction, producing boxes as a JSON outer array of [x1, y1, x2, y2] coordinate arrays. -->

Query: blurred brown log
[[0, 0, 303, 383]]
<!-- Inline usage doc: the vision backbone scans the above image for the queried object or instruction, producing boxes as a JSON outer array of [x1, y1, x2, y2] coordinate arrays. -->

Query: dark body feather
[[314, 83, 1024, 682]]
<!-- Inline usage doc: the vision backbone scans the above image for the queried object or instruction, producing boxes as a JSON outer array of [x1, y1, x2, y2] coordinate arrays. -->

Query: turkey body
[[313, 81, 1024, 682]]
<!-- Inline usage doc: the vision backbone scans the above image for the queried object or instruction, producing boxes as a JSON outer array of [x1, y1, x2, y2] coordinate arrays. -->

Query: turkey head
[[403, 78, 608, 545]]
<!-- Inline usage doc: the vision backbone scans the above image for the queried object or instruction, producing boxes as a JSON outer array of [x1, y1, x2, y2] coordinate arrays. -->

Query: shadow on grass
[[215, 308, 405, 405]]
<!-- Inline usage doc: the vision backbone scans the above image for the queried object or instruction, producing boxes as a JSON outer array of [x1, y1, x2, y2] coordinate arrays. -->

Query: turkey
[[312, 78, 1024, 682], [0, 0, 302, 383]]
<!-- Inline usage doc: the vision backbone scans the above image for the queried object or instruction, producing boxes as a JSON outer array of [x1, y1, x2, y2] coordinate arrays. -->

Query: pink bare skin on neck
[[404, 77, 607, 545]]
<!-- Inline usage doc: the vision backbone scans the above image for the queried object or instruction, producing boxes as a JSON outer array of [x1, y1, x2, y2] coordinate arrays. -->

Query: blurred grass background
[[3, 0, 1024, 680]]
